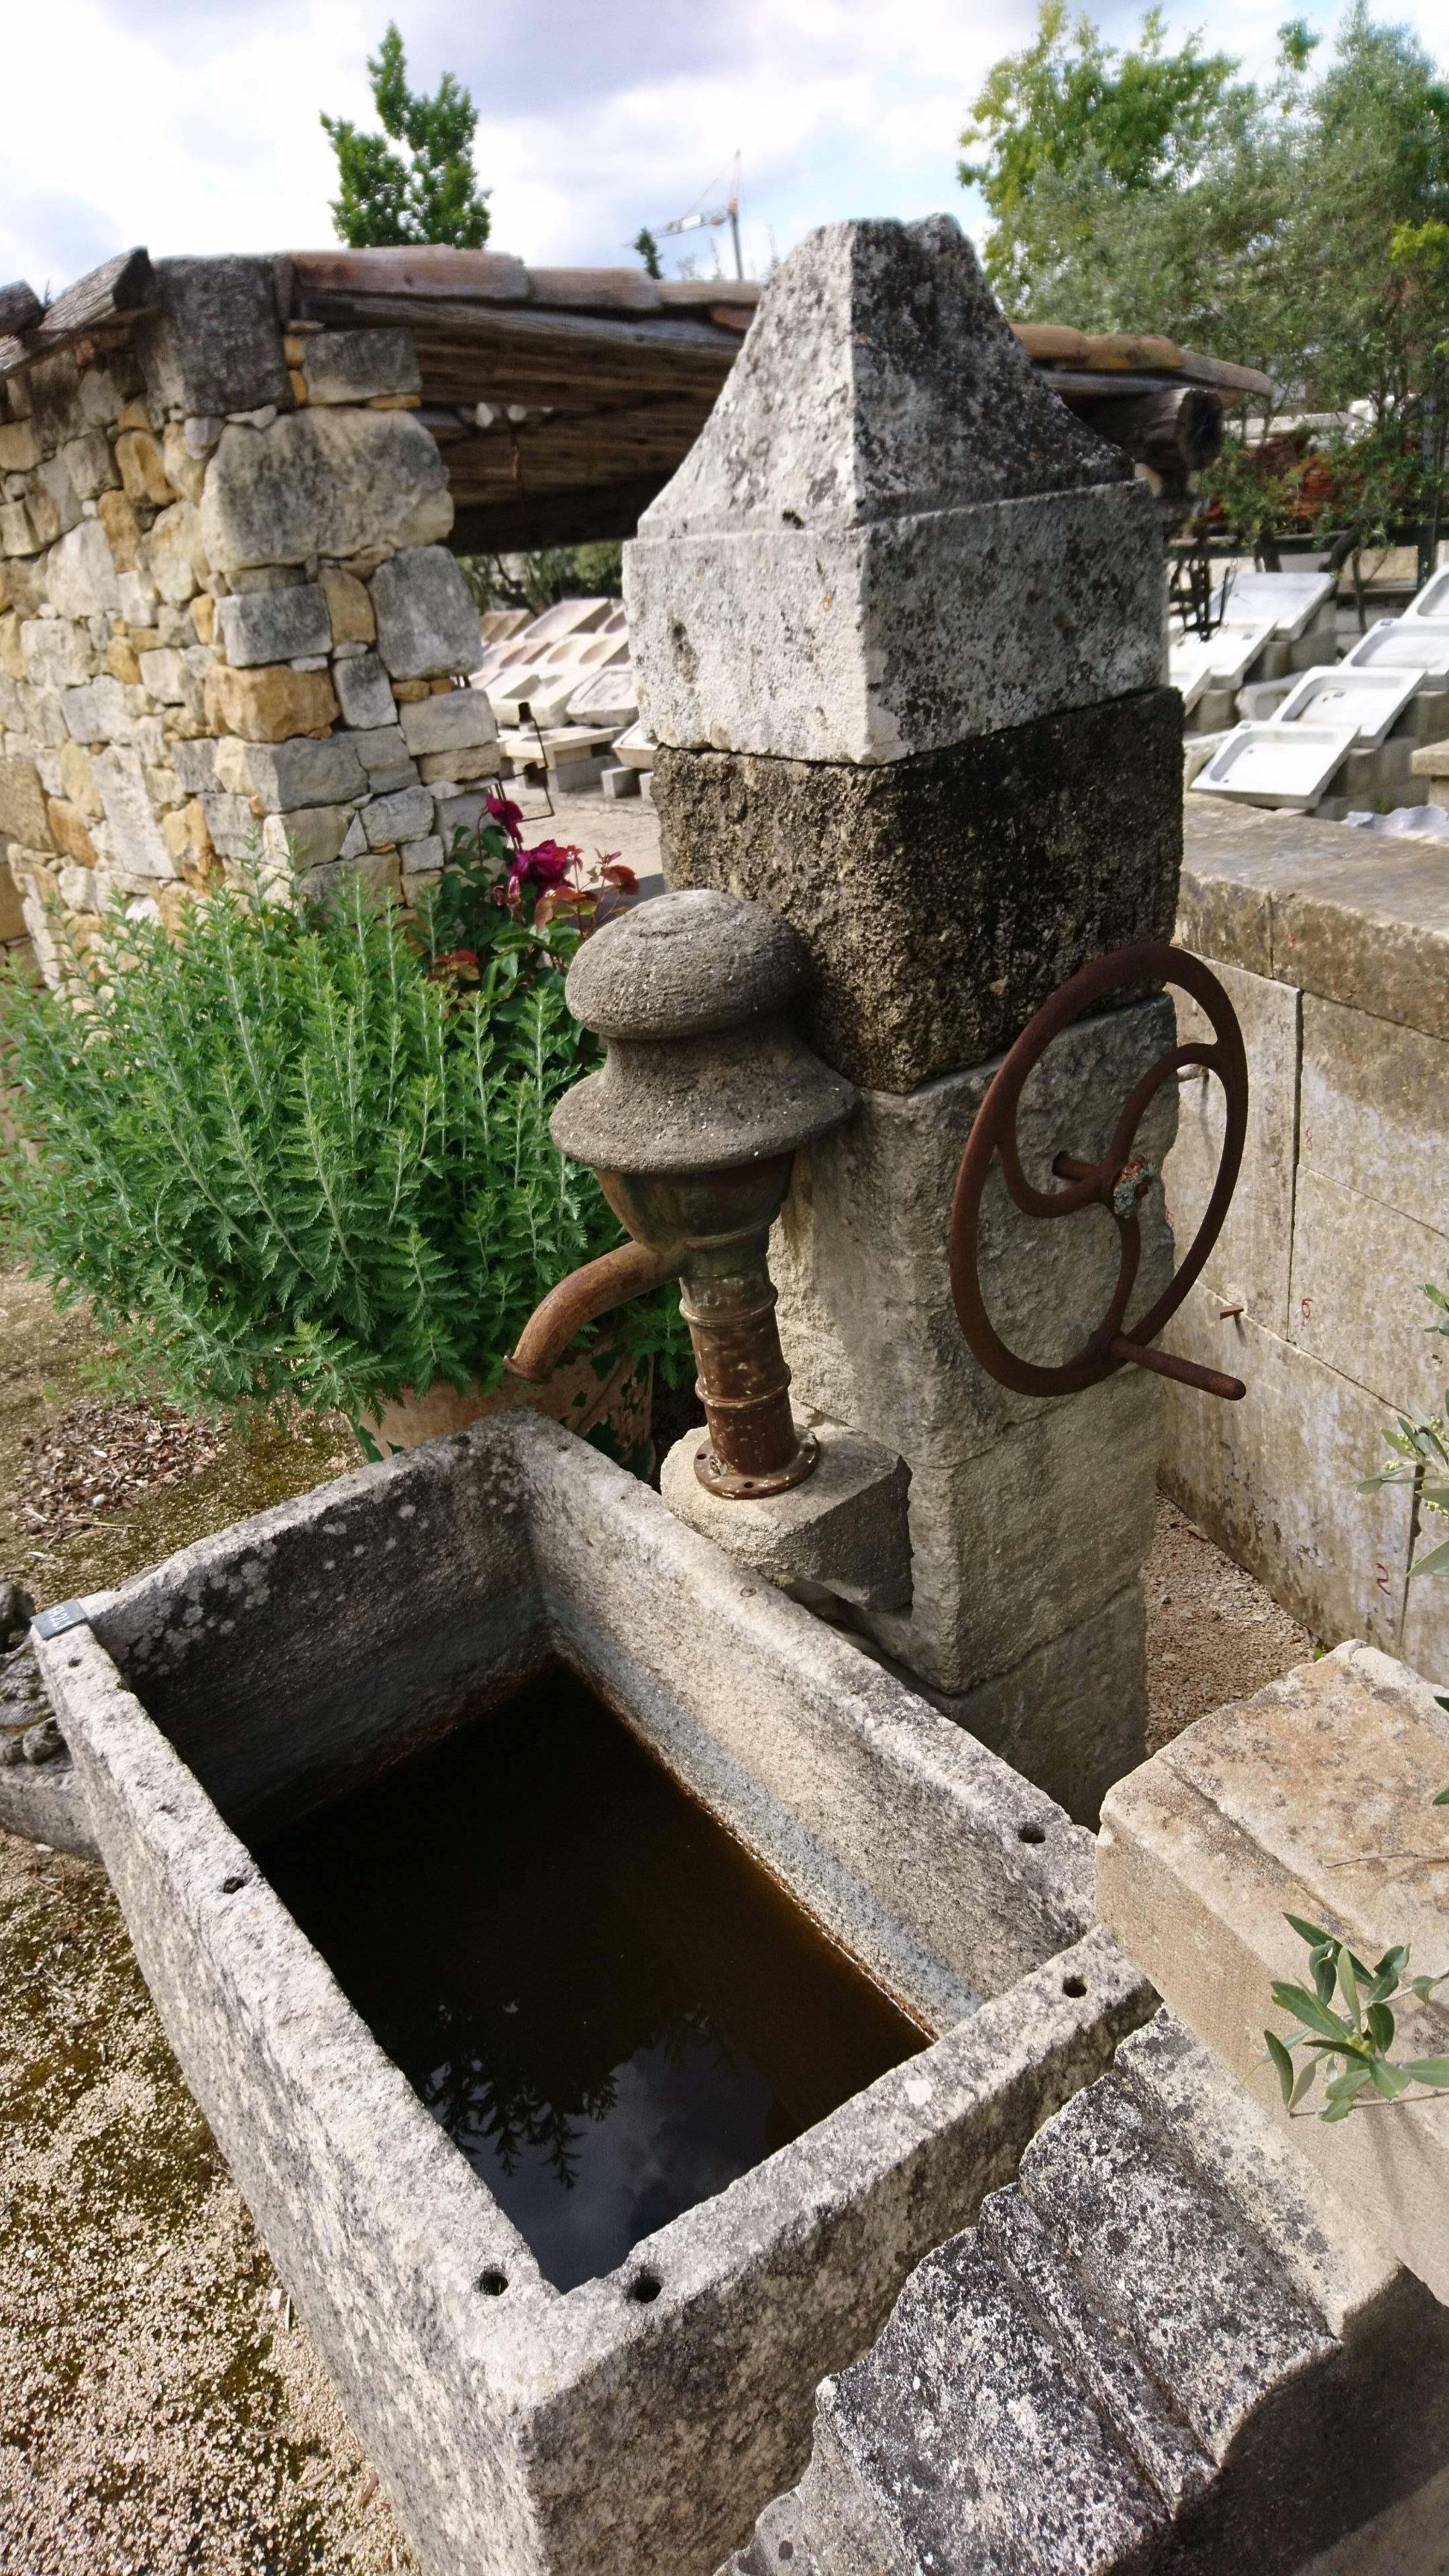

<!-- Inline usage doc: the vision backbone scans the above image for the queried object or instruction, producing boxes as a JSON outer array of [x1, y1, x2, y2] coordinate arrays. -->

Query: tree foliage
[[959, 5, 1449, 413], [322, 23, 490, 250]]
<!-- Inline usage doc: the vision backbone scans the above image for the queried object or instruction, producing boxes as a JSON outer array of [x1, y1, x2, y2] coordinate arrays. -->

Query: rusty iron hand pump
[[510, 909, 1249, 1490], [506, 890, 856, 1497]]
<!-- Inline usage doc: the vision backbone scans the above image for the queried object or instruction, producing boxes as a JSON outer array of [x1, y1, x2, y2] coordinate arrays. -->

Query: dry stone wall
[[0, 257, 497, 975]]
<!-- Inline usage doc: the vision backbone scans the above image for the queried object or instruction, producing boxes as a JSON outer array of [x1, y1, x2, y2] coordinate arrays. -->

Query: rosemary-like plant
[[0, 846, 683, 1429]]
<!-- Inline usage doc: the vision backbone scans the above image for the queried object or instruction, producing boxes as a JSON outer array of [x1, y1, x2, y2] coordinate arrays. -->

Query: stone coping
[[1179, 800, 1449, 1040], [36, 1411, 1151, 2576]]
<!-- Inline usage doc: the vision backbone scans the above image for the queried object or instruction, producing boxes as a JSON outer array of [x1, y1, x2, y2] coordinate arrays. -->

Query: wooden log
[[0, 282, 43, 335], [1058, 381, 1223, 472], [296, 292, 739, 370], [658, 278, 760, 309], [23, 247, 156, 352], [1176, 346, 1274, 398], [290, 246, 531, 302], [525, 266, 661, 312], [1011, 323, 1090, 364]]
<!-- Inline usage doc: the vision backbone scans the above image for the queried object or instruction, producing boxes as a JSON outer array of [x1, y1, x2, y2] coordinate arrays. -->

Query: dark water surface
[[258, 1666, 926, 2292]]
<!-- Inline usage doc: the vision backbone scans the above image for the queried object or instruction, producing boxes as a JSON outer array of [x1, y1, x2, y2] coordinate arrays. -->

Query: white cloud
[[1, 0, 1443, 301]]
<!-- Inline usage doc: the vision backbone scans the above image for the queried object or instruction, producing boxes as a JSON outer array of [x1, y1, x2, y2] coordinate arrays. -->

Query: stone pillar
[[626, 217, 1182, 1822], [0, 254, 496, 969]]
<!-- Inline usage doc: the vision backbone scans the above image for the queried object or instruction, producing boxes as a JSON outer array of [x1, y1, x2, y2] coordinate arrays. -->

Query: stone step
[[721, 2012, 1449, 2576]]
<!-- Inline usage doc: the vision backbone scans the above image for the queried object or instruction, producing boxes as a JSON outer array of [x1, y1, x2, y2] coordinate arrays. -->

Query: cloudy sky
[[2, 0, 1444, 301]]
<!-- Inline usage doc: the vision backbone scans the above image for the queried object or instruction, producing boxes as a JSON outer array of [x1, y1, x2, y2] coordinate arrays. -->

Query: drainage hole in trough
[[629, 2272, 662, 2304], [1017, 1823, 1046, 1845], [477, 2269, 508, 2297], [1062, 1974, 1087, 1998], [221, 1873, 249, 1895]]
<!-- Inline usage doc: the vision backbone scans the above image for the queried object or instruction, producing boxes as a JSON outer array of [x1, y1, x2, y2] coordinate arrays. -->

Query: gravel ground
[[0, 1265, 1316, 2573]]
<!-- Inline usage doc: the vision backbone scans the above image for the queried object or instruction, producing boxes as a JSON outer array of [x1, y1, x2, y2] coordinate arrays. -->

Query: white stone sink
[[1189, 718, 1356, 810], [1402, 567, 1449, 622], [1272, 663, 1419, 747], [1344, 619, 1449, 676], [35, 1411, 1146, 2576], [1212, 570, 1335, 639]]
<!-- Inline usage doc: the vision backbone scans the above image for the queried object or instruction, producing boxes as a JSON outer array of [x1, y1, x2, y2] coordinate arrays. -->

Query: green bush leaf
[[1272, 1981, 1352, 2044], [1369, 2057, 1413, 2100], [1265, 2030, 1297, 2107], [1397, 2057, 1449, 2087]]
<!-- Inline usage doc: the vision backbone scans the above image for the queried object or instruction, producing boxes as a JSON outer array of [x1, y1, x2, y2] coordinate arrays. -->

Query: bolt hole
[[220, 1872, 248, 1895], [628, 2271, 662, 2304], [1062, 1974, 1087, 1999], [1017, 1822, 1046, 1845], [477, 2268, 508, 2297]]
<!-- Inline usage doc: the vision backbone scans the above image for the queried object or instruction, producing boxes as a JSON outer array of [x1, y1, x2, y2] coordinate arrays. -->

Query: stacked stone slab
[[721, 2007, 1449, 2575], [627, 216, 1181, 1823], [0, 255, 497, 972]]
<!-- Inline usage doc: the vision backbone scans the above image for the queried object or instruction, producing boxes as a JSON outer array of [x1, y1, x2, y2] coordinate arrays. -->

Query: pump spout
[[504, 1238, 678, 1385]]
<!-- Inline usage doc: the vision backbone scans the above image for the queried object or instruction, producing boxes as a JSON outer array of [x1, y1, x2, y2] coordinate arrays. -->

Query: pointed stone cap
[[639, 215, 1128, 539]]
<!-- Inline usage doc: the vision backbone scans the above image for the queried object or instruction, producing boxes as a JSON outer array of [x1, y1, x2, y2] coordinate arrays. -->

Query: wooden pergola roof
[[1, 245, 1274, 553], [290, 248, 756, 551]]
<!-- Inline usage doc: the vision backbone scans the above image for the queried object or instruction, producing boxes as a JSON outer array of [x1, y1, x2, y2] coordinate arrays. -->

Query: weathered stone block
[[628, 215, 1162, 765], [200, 411, 451, 572], [1166, 962, 1300, 1338], [417, 744, 502, 784], [261, 805, 352, 872], [1097, 1642, 1449, 2306], [1159, 1283, 1411, 1652], [201, 663, 338, 744], [303, 328, 421, 404], [34, 453, 83, 538], [20, 619, 94, 691], [137, 648, 204, 714], [370, 545, 481, 680], [0, 500, 40, 558], [0, 757, 53, 848], [657, 690, 1182, 1092], [332, 648, 396, 731], [215, 582, 331, 669], [1299, 993, 1449, 1221], [400, 833, 443, 875], [398, 687, 498, 753], [96, 491, 142, 576], [24, 351, 87, 451], [771, 996, 1175, 1735], [0, 421, 39, 472], [115, 429, 175, 508], [661, 1421, 912, 1613], [333, 724, 415, 788], [60, 675, 132, 745], [47, 798, 97, 865], [362, 783, 434, 847], [46, 521, 121, 619], [144, 499, 207, 606], [58, 430, 117, 501], [1291, 1167, 1449, 1417], [320, 566, 374, 644], [134, 257, 290, 421], [222, 736, 366, 812], [927, 1587, 1147, 1829], [91, 744, 174, 876]]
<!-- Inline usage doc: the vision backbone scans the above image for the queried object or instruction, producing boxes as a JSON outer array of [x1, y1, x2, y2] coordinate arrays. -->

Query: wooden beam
[[290, 246, 530, 303], [21, 248, 155, 354]]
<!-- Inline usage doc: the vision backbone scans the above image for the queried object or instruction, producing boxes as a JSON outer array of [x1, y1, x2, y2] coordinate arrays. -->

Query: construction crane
[[660, 154, 743, 282]]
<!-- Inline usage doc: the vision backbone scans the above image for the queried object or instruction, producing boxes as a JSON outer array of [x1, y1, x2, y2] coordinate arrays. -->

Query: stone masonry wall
[[0, 258, 497, 975], [1161, 798, 1449, 1683]]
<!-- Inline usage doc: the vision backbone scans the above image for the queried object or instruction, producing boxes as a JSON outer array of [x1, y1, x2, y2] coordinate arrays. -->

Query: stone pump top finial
[[551, 888, 855, 1173], [511, 889, 857, 1499]]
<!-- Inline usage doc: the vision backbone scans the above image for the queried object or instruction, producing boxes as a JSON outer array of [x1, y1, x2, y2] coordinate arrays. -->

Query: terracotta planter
[[356, 1329, 653, 1476]]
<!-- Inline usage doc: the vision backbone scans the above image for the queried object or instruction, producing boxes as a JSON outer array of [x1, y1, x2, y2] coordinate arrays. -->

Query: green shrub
[[0, 847, 682, 1430]]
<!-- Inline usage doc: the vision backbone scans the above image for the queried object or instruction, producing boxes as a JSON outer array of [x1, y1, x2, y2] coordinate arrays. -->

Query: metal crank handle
[[1109, 1336, 1245, 1402]]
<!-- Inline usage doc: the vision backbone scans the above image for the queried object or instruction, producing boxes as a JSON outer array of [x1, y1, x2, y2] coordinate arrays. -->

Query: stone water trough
[[36, 1407, 1149, 2576]]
